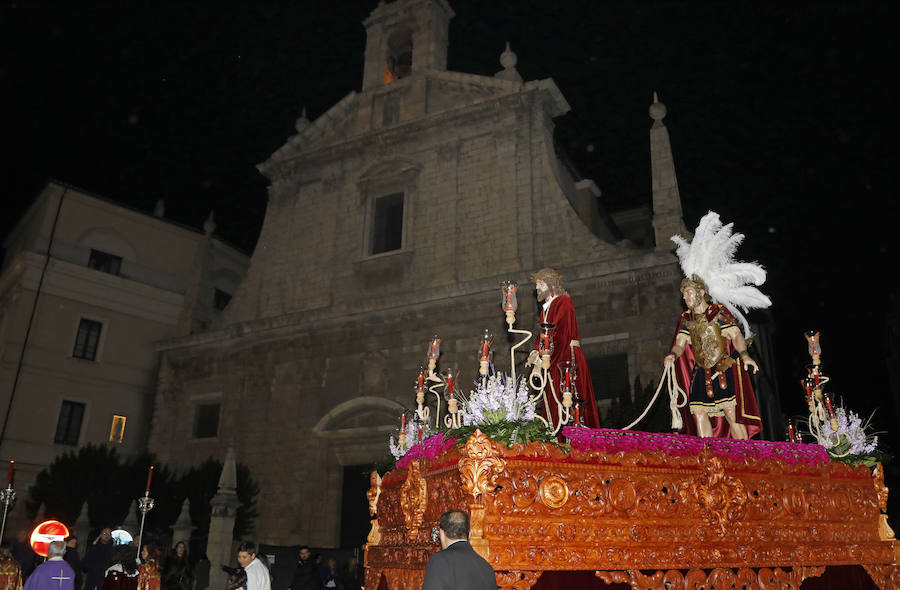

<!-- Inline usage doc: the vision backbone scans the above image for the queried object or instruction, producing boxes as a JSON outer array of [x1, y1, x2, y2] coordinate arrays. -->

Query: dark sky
[[3, 1, 899, 432]]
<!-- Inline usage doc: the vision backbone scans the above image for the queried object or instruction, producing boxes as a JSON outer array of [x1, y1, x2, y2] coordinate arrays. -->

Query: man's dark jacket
[[421, 541, 495, 590], [289, 559, 320, 590]]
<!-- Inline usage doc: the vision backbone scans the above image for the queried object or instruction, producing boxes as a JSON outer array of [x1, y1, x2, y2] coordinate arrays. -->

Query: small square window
[[73, 319, 102, 361], [371, 192, 404, 254], [213, 288, 232, 311], [193, 403, 221, 439], [88, 249, 122, 275], [55, 401, 85, 445], [109, 415, 126, 443]]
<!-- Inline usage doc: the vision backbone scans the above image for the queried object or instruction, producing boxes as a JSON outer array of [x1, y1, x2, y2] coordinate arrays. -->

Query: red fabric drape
[[535, 295, 600, 429]]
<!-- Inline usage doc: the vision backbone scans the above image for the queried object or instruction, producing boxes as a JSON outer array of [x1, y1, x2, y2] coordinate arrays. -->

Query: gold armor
[[685, 313, 726, 369], [686, 311, 735, 398]]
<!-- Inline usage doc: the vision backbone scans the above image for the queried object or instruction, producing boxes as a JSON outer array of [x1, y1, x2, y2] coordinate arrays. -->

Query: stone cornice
[[11, 251, 185, 325], [156, 253, 679, 354]]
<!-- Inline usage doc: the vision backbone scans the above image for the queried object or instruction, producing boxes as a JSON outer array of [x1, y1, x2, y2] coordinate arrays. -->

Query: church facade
[[147, 0, 687, 547]]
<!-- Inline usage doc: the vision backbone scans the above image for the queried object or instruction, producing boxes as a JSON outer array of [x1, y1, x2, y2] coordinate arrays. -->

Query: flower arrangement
[[564, 427, 830, 467], [446, 372, 554, 446], [814, 406, 886, 467], [389, 416, 434, 461], [395, 432, 458, 469], [459, 373, 534, 425]]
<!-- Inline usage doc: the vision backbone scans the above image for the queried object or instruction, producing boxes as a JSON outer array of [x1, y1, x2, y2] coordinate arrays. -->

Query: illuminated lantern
[[111, 529, 133, 545], [30, 520, 69, 557]]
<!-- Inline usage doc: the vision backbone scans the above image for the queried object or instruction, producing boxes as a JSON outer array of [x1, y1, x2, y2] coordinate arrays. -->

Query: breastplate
[[686, 313, 726, 369]]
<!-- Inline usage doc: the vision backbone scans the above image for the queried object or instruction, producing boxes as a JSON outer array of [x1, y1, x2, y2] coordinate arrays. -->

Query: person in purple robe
[[24, 542, 74, 590]]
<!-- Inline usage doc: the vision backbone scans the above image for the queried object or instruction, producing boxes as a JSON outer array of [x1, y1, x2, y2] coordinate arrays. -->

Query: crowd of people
[[0, 529, 361, 590], [0, 528, 213, 590], [233, 542, 361, 590]]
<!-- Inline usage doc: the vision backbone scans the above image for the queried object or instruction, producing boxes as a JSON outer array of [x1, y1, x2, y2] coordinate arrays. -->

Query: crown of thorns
[[530, 267, 563, 285]]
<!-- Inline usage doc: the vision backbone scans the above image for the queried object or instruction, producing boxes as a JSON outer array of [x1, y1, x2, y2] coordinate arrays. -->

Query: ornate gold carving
[[864, 564, 900, 589], [680, 449, 747, 534], [367, 470, 382, 517], [873, 462, 895, 541], [382, 568, 425, 590], [608, 478, 637, 512], [458, 429, 506, 501], [399, 461, 427, 540], [538, 476, 569, 509], [597, 566, 824, 589], [369, 439, 894, 580], [366, 519, 380, 546], [495, 571, 542, 590]]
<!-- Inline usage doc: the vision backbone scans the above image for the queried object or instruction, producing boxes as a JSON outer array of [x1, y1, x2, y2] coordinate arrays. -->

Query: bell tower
[[361, 0, 454, 91]]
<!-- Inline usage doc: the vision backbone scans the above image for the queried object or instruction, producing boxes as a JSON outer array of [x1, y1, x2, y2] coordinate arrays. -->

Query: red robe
[[535, 295, 600, 429], [671, 304, 762, 438]]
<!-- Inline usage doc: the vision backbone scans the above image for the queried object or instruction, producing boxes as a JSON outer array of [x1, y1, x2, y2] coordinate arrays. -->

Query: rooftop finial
[[295, 106, 310, 133], [204, 211, 216, 235], [494, 42, 522, 83], [649, 90, 667, 126]]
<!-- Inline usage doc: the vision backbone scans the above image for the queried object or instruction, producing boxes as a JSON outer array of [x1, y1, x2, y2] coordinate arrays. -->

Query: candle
[[803, 380, 812, 402], [573, 406, 579, 426], [787, 423, 795, 442], [446, 374, 454, 396], [417, 427, 423, 445], [565, 368, 571, 390], [7, 460, 13, 486], [401, 413, 406, 430], [417, 371, 424, 390], [145, 465, 154, 493]]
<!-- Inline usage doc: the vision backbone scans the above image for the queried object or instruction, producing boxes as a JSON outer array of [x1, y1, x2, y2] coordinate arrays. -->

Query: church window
[[385, 29, 413, 83], [109, 415, 126, 443], [193, 403, 221, 439], [213, 288, 232, 310], [72, 318, 103, 361], [88, 249, 122, 275], [54, 401, 85, 445], [587, 353, 630, 401], [371, 192, 404, 254]]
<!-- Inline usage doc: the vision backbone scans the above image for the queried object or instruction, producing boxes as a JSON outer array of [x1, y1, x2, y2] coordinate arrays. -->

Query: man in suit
[[421, 510, 495, 590]]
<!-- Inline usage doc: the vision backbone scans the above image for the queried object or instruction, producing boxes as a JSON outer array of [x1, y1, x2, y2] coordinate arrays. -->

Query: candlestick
[[7, 461, 13, 486], [427, 336, 442, 373], [145, 465, 154, 493]]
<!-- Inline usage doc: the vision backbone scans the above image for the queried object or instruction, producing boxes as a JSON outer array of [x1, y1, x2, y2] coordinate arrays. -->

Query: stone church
[[148, 0, 688, 547]]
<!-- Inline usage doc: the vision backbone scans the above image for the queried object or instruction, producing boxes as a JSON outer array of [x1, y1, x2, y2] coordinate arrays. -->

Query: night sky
[[3, 2, 899, 438]]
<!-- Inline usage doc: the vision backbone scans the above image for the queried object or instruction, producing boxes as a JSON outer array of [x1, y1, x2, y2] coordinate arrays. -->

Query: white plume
[[671, 211, 771, 337]]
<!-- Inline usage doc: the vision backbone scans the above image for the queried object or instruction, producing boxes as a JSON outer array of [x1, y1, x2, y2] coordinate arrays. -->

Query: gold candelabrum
[[402, 281, 580, 449]]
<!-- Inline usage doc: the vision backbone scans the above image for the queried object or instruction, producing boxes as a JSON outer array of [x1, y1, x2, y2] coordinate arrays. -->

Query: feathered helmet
[[671, 211, 771, 337]]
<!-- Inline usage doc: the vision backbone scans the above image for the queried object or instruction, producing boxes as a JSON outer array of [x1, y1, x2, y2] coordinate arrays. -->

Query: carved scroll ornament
[[400, 460, 427, 540], [680, 450, 746, 535], [495, 570, 542, 590], [459, 429, 506, 501], [597, 566, 825, 590]]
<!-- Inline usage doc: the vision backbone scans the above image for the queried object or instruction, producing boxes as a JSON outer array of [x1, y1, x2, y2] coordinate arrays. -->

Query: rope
[[621, 364, 687, 431]]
